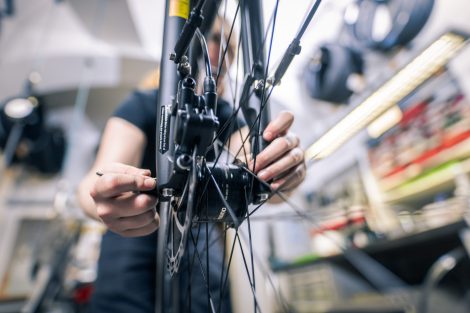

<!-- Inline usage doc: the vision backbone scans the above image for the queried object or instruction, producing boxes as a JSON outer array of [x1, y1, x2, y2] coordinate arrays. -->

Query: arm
[[77, 117, 159, 237]]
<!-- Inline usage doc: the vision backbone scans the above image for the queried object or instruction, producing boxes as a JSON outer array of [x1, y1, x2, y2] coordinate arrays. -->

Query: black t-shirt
[[113, 89, 244, 174], [90, 89, 242, 313]]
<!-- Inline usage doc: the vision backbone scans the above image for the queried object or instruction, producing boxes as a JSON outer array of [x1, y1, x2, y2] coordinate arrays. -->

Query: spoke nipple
[[258, 193, 269, 201], [179, 111, 188, 120], [162, 188, 173, 197], [266, 77, 275, 86], [254, 80, 264, 91]]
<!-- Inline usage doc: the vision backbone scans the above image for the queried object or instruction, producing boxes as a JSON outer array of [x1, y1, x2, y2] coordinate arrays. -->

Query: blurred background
[[1, 0, 470, 312]]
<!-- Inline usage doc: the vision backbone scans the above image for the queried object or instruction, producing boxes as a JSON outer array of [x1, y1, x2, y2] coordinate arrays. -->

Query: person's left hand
[[248, 111, 306, 196]]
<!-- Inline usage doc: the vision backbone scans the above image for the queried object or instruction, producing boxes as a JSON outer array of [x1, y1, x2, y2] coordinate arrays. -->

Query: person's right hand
[[90, 163, 159, 237]]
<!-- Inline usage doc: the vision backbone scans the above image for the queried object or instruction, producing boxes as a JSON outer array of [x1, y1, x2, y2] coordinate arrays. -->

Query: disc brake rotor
[[166, 154, 197, 276]]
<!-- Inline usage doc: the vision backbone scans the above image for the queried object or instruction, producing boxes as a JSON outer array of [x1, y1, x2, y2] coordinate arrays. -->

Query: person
[[77, 17, 306, 313]]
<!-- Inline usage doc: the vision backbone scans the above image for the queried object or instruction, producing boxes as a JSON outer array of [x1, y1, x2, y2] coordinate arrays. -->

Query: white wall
[[0, 0, 158, 99]]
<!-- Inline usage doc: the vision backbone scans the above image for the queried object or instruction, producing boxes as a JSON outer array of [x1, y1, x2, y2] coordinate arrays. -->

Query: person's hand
[[248, 111, 306, 195], [90, 163, 159, 237]]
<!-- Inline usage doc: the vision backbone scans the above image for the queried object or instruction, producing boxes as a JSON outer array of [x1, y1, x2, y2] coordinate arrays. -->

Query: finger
[[121, 219, 160, 237], [101, 163, 151, 177], [97, 193, 158, 218], [91, 173, 157, 199], [271, 162, 306, 191], [263, 111, 294, 141], [107, 209, 158, 232], [250, 133, 299, 173], [257, 147, 304, 181]]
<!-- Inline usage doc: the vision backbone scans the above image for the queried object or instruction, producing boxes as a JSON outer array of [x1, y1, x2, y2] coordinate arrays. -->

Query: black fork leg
[[156, 1, 188, 313], [155, 200, 172, 313], [240, 0, 271, 202], [156, 0, 188, 187]]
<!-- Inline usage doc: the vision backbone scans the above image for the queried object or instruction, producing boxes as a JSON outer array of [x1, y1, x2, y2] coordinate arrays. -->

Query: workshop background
[[1, 0, 470, 312]]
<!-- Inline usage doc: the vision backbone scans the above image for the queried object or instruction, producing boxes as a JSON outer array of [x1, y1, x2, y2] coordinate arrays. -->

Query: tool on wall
[[304, 43, 364, 104], [0, 0, 14, 29], [0, 76, 66, 174], [344, 0, 435, 51]]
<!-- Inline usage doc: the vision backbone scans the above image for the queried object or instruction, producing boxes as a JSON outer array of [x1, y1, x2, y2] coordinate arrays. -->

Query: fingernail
[[258, 170, 268, 180], [141, 169, 151, 176], [144, 178, 156, 188], [264, 131, 273, 141]]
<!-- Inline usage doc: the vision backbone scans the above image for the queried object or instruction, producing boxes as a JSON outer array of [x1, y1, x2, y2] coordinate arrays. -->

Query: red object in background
[[451, 94, 464, 107], [400, 99, 429, 126], [370, 93, 470, 182], [73, 283, 94, 304], [381, 129, 470, 180], [442, 129, 470, 149], [310, 218, 348, 235]]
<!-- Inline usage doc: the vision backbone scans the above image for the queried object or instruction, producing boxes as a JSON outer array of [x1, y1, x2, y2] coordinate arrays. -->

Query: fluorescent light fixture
[[367, 105, 403, 138], [305, 31, 468, 160]]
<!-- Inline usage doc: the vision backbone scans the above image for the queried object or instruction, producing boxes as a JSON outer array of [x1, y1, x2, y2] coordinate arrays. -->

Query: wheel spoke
[[219, 229, 238, 313], [238, 230, 293, 313], [189, 228, 218, 313], [206, 222, 211, 311], [185, 222, 203, 311], [246, 215, 257, 313], [215, 3, 240, 87], [235, 233, 263, 313], [218, 224, 228, 311], [232, 87, 275, 164], [210, 31, 247, 164]]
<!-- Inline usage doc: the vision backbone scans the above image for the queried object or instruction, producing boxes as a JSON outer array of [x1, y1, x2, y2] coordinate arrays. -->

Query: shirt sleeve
[[113, 91, 245, 147], [112, 90, 157, 137]]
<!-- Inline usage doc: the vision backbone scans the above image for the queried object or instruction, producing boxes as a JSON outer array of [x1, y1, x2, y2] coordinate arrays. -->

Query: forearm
[[77, 117, 147, 221]]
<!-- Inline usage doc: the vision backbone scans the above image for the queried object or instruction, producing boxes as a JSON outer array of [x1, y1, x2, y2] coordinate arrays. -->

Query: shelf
[[382, 157, 470, 203], [0, 299, 26, 313], [273, 220, 468, 282], [379, 132, 470, 192]]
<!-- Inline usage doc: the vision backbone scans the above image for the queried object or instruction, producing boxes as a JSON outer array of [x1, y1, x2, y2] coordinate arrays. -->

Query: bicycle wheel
[[155, 1, 321, 312]]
